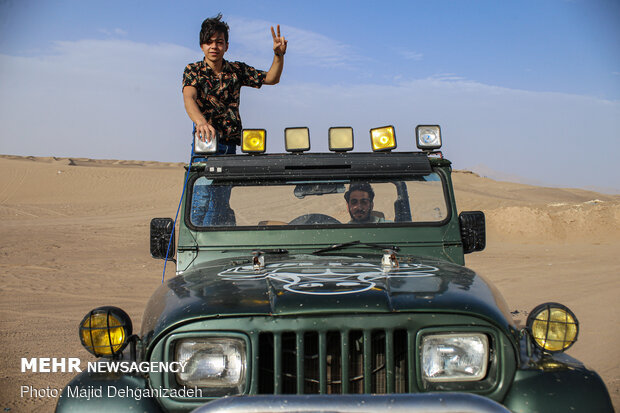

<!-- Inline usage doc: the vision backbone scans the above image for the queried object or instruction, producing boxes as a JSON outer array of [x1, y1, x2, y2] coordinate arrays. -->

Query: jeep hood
[[141, 254, 514, 343]]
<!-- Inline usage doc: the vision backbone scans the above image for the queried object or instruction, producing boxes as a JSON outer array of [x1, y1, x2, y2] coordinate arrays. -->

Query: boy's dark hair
[[200, 13, 229, 45], [344, 183, 375, 203]]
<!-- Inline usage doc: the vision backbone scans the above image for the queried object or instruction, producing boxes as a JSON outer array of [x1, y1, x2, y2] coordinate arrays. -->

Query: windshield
[[189, 173, 448, 228]]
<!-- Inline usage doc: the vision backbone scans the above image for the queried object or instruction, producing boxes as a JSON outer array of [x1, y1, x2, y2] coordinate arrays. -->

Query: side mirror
[[150, 218, 175, 260], [459, 211, 485, 254]]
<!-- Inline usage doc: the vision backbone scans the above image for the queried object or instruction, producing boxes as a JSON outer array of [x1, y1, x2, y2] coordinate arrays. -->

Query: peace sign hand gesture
[[271, 25, 287, 57]]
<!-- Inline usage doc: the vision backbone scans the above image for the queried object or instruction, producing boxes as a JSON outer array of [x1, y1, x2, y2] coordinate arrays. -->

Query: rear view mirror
[[150, 218, 175, 260], [294, 183, 345, 199], [459, 211, 485, 254]]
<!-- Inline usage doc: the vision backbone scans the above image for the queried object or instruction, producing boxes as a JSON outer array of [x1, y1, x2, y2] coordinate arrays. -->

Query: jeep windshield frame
[[183, 152, 452, 231]]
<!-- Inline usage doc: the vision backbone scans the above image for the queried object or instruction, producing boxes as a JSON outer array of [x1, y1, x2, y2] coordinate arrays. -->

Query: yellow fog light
[[285, 127, 310, 152], [241, 129, 266, 153], [527, 303, 579, 353], [79, 306, 132, 358], [329, 127, 354, 152], [370, 126, 396, 152]]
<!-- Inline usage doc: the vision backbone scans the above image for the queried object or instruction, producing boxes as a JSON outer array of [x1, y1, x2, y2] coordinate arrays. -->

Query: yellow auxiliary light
[[285, 127, 310, 152], [241, 129, 267, 153], [329, 127, 354, 152], [79, 306, 132, 358], [370, 126, 397, 152], [526, 302, 579, 353]]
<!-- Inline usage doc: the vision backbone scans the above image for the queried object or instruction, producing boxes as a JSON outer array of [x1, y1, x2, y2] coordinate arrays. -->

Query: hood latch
[[381, 249, 399, 272], [252, 250, 265, 271]]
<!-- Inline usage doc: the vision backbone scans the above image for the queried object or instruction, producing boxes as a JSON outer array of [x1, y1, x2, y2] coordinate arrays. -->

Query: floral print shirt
[[183, 59, 265, 145]]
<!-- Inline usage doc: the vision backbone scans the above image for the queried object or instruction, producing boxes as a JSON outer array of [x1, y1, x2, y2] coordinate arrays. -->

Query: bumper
[[193, 393, 512, 413], [55, 361, 614, 413]]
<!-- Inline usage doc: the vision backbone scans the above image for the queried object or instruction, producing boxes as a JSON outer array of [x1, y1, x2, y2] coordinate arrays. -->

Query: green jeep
[[56, 126, 613, 412]]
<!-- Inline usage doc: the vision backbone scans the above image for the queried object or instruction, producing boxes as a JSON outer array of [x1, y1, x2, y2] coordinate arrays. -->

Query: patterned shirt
[[182, 59, 266, 145], [348, 214, 388, 224]]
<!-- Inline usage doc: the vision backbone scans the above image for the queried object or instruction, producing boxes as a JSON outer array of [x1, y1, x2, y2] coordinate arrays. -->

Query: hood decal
[[218, 261, 439, 296]]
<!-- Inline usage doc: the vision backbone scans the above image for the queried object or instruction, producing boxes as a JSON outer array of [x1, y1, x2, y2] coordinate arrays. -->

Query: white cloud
[[393, 48, 423, 61], [98, 28, 128, 37], [426, 73, 468, 82], [241, 77, 620, 190], [0, 39, 197, 162], [0, 36, 618, 191], [226, 17, 365, 70]]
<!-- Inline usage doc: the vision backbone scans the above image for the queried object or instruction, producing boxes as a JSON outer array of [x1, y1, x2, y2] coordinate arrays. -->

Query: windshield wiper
[[312, 240, 400, 255], [219, 248, 289, 255]]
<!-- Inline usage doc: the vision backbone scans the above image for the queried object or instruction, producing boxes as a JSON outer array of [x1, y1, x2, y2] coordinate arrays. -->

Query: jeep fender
[[503, 364, 613, 413]]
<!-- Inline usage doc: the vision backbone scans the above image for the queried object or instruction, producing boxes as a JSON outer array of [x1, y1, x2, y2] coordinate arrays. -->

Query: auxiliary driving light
[[285, 127, 310, 152], [193, 131, 218, 154], [79, 306, 132, 357], [370, 126, 397, 152], [329, 127, 354, 152], [416, 125, 442, 150], [241, 129, 267, 153], [526, 302, 579, 353]]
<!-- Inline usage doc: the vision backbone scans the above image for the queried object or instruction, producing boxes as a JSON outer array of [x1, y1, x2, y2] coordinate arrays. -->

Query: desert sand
[[0, 154, 618, 412]]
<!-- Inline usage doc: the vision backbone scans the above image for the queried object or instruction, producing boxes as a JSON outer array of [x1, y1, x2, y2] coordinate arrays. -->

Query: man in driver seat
[[344, 183, 386, 223]]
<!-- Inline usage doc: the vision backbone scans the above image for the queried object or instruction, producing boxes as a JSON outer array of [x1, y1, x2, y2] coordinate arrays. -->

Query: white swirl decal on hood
[[218, 262, 439, 295]]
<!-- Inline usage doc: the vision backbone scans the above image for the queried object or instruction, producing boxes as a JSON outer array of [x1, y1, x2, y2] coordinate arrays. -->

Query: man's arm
[[264, 55, 284, 85], [264, 25, 287, 85], [182, 85, 216, 142]]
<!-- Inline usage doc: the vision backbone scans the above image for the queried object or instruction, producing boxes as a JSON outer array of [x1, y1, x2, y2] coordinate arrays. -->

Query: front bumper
[[192, 393, 512, 413]]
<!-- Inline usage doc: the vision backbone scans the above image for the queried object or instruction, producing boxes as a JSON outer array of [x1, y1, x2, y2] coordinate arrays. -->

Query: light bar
[[329, 127, 354, 152], [194, 132, 218, 155], [370, 126, 396, 152], [241, 129, 266, 153], [416, 125, 442, 150], [285, 127, 310, 152]]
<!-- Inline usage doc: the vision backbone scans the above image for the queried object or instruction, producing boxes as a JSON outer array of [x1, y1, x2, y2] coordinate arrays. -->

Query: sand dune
[[0, 155, 618, 412], [452, 170, 620, 242]]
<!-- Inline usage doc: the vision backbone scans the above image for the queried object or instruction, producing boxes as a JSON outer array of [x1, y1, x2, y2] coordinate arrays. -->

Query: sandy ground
[[0, 154, 618, 412]]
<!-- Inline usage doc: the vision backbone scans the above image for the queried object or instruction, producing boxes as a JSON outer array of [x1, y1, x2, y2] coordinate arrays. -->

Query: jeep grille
[[258, 329, 410, 394]]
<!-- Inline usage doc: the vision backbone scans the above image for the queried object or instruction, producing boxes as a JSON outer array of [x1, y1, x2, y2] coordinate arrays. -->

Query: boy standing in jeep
[[182, 14, 287, 154]]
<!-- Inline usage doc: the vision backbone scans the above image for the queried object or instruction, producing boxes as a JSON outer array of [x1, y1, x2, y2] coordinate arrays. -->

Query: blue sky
[[1, 0, 619, 192]]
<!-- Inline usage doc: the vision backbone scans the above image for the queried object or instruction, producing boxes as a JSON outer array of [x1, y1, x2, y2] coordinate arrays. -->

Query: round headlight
[[526, 303, 578, 353], [79, 306, 132, 357]]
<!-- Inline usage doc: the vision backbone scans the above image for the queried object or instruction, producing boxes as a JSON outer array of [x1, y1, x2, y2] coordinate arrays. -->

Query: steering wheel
[[288, 214, 341, 225]]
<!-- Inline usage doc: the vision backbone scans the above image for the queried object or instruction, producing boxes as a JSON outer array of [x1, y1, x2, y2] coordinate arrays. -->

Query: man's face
[[201, 32, 228, 64], [347, 190, 373, 222]]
